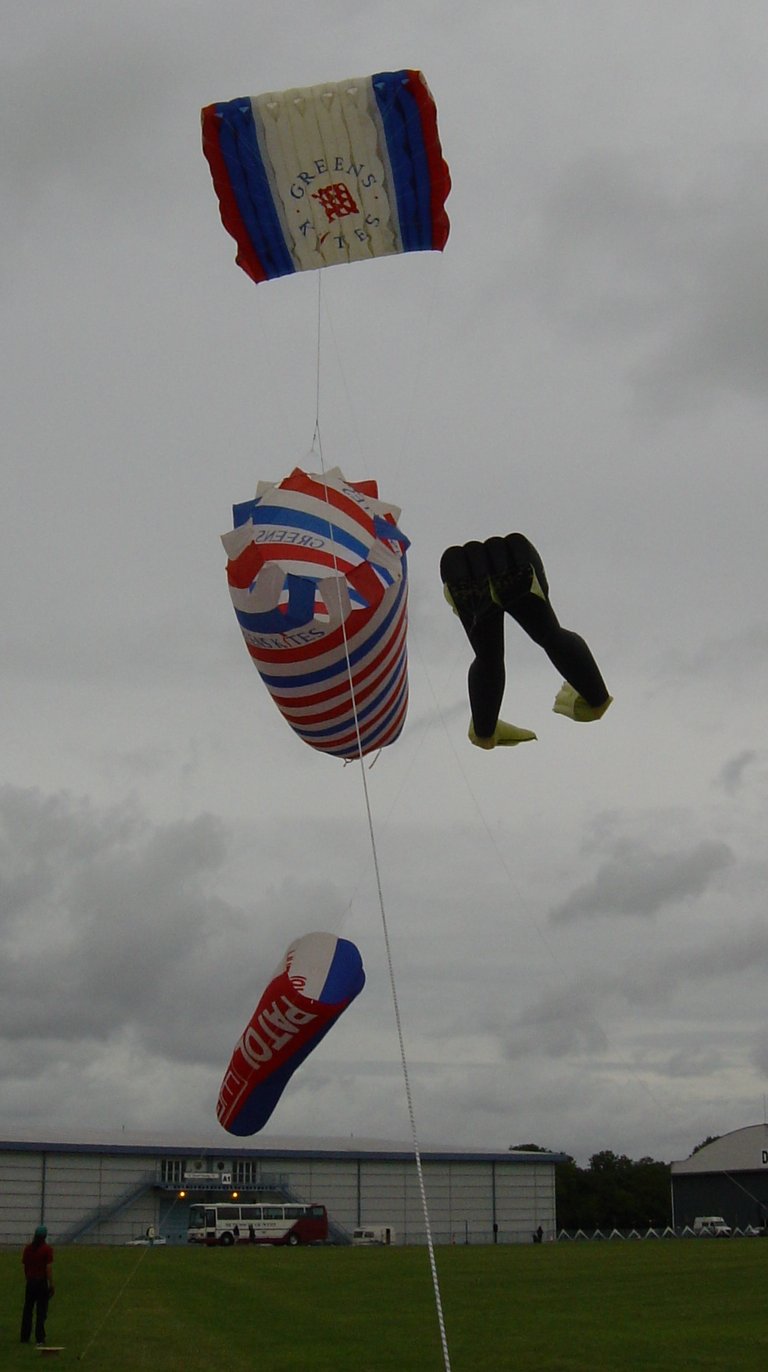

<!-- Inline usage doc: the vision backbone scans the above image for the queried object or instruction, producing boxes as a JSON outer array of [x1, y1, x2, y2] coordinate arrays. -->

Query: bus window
[[240, 1205, 262, 1221], [263, 1205, 283, 1220]]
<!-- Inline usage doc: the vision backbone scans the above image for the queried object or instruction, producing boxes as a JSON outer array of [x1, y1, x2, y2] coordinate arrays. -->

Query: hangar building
[[671, 1123, 768, 1230], [0, 1134, 563, 1247]]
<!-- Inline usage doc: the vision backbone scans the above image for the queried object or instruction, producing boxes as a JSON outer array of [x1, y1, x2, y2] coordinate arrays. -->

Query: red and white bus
[[187, 1200, 328, 1247]]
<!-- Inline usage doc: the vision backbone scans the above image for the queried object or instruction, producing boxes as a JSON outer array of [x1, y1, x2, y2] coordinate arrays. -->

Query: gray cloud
[[500, 987, 608, 1063], [749, 1032, 768, 1078], [549, 837, 734, 923], [716, 750, 759, 794], [0, 785, 350, 1072], [659, 627, 768, 685], [532, 148, 768, 409], [662, 1045, 727, 1080]]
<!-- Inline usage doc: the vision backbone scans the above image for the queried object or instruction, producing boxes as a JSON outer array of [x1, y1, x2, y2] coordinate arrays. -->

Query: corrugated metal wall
[[1, 1150, 159, 1246], [0, 1146, 557, 1247]]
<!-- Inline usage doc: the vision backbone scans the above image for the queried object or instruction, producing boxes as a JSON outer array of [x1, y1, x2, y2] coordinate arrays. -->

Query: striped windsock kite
[[222, 467, 409, 759]]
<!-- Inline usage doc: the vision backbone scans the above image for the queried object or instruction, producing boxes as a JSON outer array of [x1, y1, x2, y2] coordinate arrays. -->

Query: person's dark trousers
[[20, 1277, 49, 1344]]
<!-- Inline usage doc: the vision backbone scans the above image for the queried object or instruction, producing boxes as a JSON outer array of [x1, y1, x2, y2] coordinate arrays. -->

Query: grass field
[[2, 1239, 766, 1371]]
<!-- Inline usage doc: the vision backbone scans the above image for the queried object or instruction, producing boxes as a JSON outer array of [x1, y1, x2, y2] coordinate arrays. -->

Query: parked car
[[127, 1225, 167, 1246], [693, 1215, 731, 1236], [352, 1225, 396, 1245]]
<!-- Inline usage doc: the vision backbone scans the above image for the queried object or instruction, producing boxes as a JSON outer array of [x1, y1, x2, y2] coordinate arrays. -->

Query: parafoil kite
[[222, 466, 409, 758], [217, 931, 365, 1136], [201, 69, 450, 283]]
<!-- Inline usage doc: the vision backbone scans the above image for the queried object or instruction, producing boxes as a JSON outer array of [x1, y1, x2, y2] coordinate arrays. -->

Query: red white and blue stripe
[[201, 69, 451, 285], [222, 467, 409, 759]]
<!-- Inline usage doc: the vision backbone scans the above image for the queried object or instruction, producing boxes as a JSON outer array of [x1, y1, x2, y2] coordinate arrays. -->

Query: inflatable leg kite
[[440, 533, 611, 749]]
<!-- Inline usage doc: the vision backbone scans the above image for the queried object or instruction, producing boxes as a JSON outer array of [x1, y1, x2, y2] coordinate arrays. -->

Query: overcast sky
[[3, 1, 768, 1167]]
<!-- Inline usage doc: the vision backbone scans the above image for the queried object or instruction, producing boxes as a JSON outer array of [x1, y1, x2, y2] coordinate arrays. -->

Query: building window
[[160, 1159, 185, 1185]]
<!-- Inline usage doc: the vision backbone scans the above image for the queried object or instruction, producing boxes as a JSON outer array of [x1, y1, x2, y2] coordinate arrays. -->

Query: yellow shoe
[[469, 719, 537, 749], [552, 682, 613, 722]]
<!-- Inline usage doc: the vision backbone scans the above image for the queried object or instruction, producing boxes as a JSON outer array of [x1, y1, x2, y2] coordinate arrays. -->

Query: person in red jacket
[[20, 1224, 54, 1346]]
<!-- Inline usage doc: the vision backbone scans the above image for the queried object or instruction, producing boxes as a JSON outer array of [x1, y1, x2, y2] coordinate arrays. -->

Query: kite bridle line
[[76, 1191, 185, 1362], [311, 273, 453, 1372]]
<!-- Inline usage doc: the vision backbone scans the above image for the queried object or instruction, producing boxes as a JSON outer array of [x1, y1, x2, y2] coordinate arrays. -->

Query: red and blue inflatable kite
[[217, 932, 366, 1136]]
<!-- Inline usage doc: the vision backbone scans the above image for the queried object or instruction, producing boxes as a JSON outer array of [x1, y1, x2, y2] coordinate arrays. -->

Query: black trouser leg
[[507, 595, 608, 707], [20, 1288, 34, 1342], [440, 542, 506, 738], [35, 1288, 49, 1344], [21, 1279, 47, 1343], [495, 534, 608, 708], [467, 611, 505, 738]]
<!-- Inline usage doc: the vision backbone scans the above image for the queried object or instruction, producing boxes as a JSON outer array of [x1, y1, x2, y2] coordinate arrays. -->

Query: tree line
[[510, 1144, 673, 1230]]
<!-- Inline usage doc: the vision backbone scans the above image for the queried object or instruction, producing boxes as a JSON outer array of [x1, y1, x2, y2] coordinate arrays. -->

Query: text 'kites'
[[201, 69, 450, 283], [222, 467, 410, 759], [218, 932, 365, 1136]]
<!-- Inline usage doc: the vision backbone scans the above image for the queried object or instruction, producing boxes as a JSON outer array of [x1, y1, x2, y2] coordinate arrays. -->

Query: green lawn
[[2, 1239, 766, 1371]]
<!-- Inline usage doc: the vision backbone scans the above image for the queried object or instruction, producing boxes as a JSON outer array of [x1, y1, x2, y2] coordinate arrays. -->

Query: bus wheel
[[220, 1232, 235, 1247], [288, 1233, 300, 1246]]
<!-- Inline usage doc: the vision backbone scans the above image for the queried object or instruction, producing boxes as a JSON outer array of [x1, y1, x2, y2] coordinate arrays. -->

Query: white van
[[693, 1215, 731, 1236], [352, 1225, 396, 1246]]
